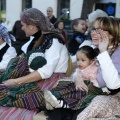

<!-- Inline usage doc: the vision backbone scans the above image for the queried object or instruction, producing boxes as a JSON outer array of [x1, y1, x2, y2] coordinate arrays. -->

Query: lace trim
[[28, 52, 44, 65], [39, 34, 64, 51]]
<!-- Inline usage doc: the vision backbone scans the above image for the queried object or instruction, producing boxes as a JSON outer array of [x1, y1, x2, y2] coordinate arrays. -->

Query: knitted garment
[[77, 61, 98, 84], [26, 49, 47, 70]]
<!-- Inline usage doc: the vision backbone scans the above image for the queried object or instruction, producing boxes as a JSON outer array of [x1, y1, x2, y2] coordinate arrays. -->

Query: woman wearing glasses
[[77, 17, 120, 120]]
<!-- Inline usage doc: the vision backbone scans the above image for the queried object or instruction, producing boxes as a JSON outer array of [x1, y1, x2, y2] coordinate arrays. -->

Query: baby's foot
[[44, 91, 61, 110]]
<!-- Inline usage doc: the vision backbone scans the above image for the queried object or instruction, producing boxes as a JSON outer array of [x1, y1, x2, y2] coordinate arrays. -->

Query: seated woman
[[0, 24, 17, 71], [77, 17, 120, 119], [0, 10, 119, 120], [0, 8, 68, 120], [43, 17, 120, 120]]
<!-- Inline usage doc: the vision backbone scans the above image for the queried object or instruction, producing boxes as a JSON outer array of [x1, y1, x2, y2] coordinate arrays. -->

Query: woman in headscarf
[[0, 24, 17, 70], [0, 8, 68, 119]]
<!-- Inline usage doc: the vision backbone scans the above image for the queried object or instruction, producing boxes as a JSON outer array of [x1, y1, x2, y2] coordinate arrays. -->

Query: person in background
[[56, 20, 67, 44], [68, 18, 87, 56], [0, 24, 17, 70], [47, 7, 57, 27], [11, 20, 30, 56], [1, 19, 12, 32]]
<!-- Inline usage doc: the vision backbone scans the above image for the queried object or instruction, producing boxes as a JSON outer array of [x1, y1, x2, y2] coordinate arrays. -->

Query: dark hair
[[71, 18, 85, 30], [56, 20, 65, 28], [77, 46, 98, 60]]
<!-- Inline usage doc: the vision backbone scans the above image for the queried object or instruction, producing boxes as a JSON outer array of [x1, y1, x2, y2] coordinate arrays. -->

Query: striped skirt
[[0, 54, 65, 110], [51, 81, 107, 110]]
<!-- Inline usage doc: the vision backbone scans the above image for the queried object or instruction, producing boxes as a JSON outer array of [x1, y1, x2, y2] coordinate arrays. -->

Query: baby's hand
[[74, 76, 88, 92]]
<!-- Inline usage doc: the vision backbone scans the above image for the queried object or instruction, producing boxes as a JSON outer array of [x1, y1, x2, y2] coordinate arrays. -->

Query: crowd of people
[[0, 7, 120, 120]]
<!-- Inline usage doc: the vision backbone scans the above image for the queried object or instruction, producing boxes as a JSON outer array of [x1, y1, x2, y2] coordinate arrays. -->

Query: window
[[57, 0, 70, 19], [95, 3, 116, 16], [22, 0, 32, 10]]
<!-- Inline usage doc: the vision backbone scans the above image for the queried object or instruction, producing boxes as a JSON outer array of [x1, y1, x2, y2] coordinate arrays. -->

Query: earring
[[30, 27, 33, 30]]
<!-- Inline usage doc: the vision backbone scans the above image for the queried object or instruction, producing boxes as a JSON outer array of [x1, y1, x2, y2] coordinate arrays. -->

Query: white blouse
[[22, 38, 68, 79], [97, 51, 120, 89], [0, 42, 17, 70]]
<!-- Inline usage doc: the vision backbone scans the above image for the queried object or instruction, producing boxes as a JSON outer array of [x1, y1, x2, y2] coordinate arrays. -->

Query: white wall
[[70, 0, 83, 20], [115, 0, 120, 17], [6, 0, 58, 29], [6, 0, 22, 29], [32, 0, 58, 17]]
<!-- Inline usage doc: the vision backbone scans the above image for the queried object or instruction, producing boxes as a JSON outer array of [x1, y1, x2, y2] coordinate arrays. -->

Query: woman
[[43, 17, 120, 120], [0, 24, 17, 70], [0, 8, 68, 119], [77, 17, 120, 119]]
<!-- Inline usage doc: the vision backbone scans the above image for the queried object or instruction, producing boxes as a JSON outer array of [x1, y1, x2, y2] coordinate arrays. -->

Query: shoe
[[44, 91, 61, 110]]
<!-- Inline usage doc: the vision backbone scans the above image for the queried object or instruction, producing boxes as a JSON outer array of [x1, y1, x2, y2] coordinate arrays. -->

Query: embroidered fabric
[[39, 34, 64, 52]]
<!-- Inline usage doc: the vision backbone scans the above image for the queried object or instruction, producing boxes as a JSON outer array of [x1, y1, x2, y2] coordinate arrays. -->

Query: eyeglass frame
[[90, 27, 109, 34]]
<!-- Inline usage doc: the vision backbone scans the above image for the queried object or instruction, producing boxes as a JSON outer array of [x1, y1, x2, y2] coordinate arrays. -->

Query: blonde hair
[[94, 17, 120, 56]]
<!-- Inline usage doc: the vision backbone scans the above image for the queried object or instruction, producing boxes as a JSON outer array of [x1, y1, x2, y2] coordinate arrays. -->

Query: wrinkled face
[[91, 21, 113, 46], [74, 20, 87, 33], [76, 51, 93, 70], [21, 21, 33, 37], [47, 8, 53, 17], [58, 22, 64, 30]]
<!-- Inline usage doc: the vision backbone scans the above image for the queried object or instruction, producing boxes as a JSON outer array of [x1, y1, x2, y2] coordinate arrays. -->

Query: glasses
[[90, 27, 109, 34]]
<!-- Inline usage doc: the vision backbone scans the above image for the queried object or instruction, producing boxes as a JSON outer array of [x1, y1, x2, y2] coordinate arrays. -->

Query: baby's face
[[76, 51, 93, 70], [75, 20, 87, 33]]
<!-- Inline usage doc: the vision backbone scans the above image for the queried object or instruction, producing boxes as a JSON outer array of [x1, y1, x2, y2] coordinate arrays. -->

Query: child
[[68, 18, 87, 55], [56, 20, 67, 44], [74, 45, 99, 90], [44, 46, 109, 110]]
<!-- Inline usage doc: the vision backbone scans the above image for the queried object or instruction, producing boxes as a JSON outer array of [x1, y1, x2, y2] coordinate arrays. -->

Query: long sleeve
[[97, 48, 120, 89], [0, 47, 17, 69], [37, 38, 68, 79]]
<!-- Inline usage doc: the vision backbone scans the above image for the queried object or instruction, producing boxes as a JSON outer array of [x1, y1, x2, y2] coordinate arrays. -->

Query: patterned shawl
[[0, 24, 16, 46], [20, 8, 54, 31]]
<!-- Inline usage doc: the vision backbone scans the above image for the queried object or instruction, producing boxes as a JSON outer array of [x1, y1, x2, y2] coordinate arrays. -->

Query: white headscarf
[[0, 24, 16, 46], [88, 9, 108, 24]]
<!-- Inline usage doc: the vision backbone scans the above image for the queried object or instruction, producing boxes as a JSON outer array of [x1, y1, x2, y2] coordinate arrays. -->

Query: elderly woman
[[0, 8, 68, 120], [0, 24, 17, 70]]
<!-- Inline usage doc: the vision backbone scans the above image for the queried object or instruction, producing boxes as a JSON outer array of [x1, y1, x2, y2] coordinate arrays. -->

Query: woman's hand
[[74, 75, 88, 92], [2, 79, 18, 86], [98, 29, 109, 53]]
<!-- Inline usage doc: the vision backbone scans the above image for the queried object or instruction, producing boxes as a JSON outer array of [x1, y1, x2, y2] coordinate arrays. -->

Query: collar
[[73, 31, 84, 36], [32, 30, 42, 40], [0, 42, 6, 50]]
